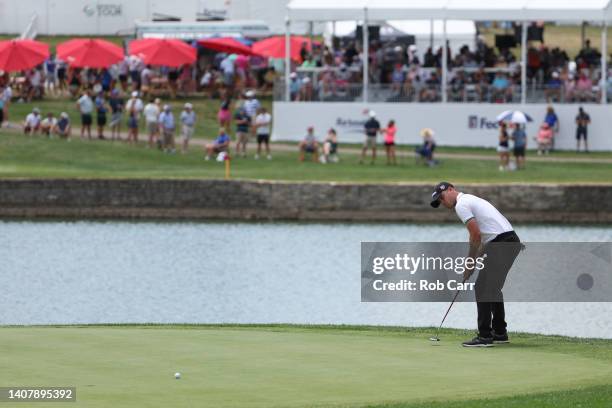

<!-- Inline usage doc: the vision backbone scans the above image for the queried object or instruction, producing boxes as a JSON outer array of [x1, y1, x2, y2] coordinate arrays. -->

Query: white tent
[[327, 20, 476, 57], [288, 0, 612, 22], [285, 0, 612, 103]]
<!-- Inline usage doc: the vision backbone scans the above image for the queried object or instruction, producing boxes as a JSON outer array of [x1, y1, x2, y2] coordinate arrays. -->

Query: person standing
[[244, 90, 261, 140], [76, 90, 94, 139], [544, 106, 559, 151], [1, 84, 12, 126], [360, 110, 380, 164], [180, 103, 196, 154], [158, 105, 176, 154], [125, 91, 143, 145], [497, 122, 510, 171], [575, 106, 590, 153], [234, 106, 250, 158], [95, 92, 109, 140], [430, 182, 522, 347], [108, 89, 124, 141], [381, 119, 397, 165], [143, 98, 161, 148], [510, 123, 527, 170], [253, 107, 272, 160]]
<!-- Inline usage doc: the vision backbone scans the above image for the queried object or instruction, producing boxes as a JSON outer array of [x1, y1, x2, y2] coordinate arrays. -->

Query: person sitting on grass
[[40, 112, 57, 137], [205, 127, 231, 161], [53, 112, 71, 139], [535, 122, 553, 156], [299, 126, 319, 162], [415, 128, 437, 166], [320, 128, 339, 164], [23, 107, 41, 135]]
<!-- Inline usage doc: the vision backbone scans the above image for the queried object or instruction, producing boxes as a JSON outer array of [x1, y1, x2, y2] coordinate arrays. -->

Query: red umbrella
[[57, 38, 124, 68], [129, 39, 196, 68], [252, 36, 314, 61], [0, 39, 49, 72], [198, 38, 257, 56]]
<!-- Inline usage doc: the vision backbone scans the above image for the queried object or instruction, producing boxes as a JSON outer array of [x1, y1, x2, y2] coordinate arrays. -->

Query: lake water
[[1, 221, 611, 338]]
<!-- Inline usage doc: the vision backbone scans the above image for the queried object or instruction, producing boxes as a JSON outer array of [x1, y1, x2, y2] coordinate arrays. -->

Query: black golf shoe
[[492, 331, 510, 344], [462, 336, 494, 347]]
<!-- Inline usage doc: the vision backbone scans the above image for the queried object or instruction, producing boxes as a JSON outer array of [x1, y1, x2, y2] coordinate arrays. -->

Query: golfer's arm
[[466, 219, 482, 260]]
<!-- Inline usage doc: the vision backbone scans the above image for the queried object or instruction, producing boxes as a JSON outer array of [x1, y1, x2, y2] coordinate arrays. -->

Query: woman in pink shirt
[[382, 120, 397, 165]]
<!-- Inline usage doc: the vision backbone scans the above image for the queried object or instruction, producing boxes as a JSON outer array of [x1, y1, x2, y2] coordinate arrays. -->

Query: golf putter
[[429, 275, 468, 342]]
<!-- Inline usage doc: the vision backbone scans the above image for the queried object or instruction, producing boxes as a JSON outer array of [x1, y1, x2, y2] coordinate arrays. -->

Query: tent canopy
[[288, 0, 612, 22]]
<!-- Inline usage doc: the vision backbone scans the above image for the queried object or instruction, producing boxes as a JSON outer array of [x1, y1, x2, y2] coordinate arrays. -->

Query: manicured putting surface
[[1, 326, 611, 407]]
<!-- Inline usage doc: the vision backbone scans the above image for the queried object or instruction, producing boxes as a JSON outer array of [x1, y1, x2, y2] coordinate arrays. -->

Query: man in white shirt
[[40, 112, 58, 137], [431, 181, 522, 347], [125, 91, 144, 144], [76, 90, 94, 139], [24, 108, 41, 134], [143, 98, 161, 148], [253, 107, 272, 160]]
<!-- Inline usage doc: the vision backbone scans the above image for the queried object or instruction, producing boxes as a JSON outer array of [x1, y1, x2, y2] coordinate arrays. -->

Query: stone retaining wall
[[0, 179, 609, 223]]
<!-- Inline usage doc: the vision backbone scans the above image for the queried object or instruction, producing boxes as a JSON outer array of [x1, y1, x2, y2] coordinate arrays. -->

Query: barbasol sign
[[468, 115, 499, 130], [336, 117, 368, 134]]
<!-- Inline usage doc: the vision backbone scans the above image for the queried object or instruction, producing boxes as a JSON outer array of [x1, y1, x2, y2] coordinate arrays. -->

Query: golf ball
[[175, 372, 181, 379]]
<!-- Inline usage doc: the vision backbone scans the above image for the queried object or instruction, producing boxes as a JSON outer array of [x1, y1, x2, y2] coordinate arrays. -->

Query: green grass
[[1, 325, 611, 408], [0, 131, 611, 183]]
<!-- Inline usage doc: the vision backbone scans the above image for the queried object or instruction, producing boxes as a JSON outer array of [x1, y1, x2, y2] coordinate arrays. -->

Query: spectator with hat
[[23, 107, 41, 135], [54, 112, 71, 139], [360, 110, 380, 164], [180, 102, 196, 154], [158, 104, 176, 154], [125, 91, 144, 145]]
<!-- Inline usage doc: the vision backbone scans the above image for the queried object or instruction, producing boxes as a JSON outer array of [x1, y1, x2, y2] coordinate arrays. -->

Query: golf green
[[1, 326, 611, 407]]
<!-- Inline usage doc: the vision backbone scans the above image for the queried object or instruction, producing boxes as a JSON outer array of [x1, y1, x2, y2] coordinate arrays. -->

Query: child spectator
[[382, 119, 397, 165], [217, 99, 231, 128]]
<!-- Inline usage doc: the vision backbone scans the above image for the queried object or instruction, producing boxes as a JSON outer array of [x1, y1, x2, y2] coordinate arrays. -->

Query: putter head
[[429, 337, 440, 342]]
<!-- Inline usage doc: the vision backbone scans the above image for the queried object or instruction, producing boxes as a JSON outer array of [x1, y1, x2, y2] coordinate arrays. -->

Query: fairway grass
[[1, 132, 611, 183], [1, 325, 611, 408]]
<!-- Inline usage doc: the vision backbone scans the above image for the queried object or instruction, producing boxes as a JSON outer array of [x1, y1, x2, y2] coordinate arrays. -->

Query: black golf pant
[[475, 231, 521, 338]]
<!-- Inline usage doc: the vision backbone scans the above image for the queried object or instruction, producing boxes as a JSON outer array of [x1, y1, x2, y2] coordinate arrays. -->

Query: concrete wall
[[0, 179, 610, 223], [273, 102, 612, 151]]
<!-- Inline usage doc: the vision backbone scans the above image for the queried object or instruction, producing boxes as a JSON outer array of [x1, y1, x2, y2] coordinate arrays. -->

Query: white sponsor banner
[[272, 102, 612, 151]]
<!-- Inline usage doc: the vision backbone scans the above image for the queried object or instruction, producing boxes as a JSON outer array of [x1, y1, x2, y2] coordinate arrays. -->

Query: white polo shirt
[[454, 192, 513, 243]]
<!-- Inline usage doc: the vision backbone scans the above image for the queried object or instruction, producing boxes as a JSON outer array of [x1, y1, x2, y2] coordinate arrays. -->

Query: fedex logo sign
[[468, 115, 499, 129]]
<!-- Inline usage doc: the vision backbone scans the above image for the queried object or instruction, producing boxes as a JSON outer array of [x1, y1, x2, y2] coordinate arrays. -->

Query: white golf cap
[[552, 71, 559, 78], [33, 107, 40, 113], [302, 77, 311, 83], [369, 110, 376, 117], [184, 102, 193, 109], [60, 112, 68, 118], [409, 44, 417, 51], [131, 91, 139, 97], [163, 104, 170, 111], [246, 90, 255, 97], [290, 72, 297, 78]]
